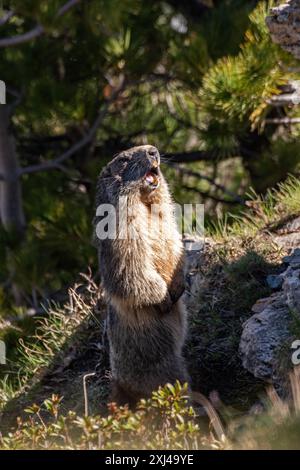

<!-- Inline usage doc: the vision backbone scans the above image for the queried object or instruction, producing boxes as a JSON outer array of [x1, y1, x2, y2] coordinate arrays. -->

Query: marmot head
[[100, 145, 163, 201]]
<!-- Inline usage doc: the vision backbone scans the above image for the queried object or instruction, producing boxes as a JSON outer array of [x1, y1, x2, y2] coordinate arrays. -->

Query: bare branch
[[0, 24, 44, 48], [265, 117, 300, 125], [163, 150, 221, 163], [170, 163, 245, 205], [182, 185, 241, 205], [267, 81, 300, 108], [0, 0, 81, 48], [162, 141, 262, 163], [20, 81, 126, 177], [0, 10, 14, 26], [57, 0, 81, 16]]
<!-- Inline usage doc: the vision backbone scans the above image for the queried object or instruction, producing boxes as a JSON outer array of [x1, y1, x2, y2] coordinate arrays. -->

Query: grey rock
[[239, 295, 291, 382], [240, 246, 300, 387], [283, 267, 300, 312], [278, 217, 300, 234], [266, 0, 300, 59], [283, 248, 300, 265], [273, 217, 300, 250], [251, 295, 276, 314], [266, 274, 283, 290], [274, 233, 300, 250]]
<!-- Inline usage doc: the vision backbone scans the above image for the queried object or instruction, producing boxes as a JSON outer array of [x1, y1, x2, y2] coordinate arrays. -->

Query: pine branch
[[20, 81, 126, 177], [181, 185, 241, 205], [0, 0, 81, 48], [0, 75, 172, 181]]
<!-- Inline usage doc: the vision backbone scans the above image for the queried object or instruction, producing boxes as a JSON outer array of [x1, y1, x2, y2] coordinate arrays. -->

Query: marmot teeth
[[145, 172, 158, 185]]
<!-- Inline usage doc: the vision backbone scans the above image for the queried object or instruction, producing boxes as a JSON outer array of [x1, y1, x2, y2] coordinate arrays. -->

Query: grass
[[0, 273, 109, 429], [1, 372, 300, 450], [1, 175, 300, 449], [231, 368, 300, 450], [207, 175, 300, 241]]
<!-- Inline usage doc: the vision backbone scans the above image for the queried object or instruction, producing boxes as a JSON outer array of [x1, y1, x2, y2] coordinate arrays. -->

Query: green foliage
[[0, 175, 95, 320], [224, 251, 273, 312], [200, 1, 287, 155], [1, 0, 300, 451], [208, 175, 300, 242], [0, 383, 220, 450], [0, 276, 100, 409], [2, 0, 299, 311]]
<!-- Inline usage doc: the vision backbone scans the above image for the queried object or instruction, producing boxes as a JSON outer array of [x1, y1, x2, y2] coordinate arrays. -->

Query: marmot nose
[[146, 147, 160, 165]]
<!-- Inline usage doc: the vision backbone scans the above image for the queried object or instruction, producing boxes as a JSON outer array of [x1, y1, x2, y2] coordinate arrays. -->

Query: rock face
[[240, 295, 291, 383], [273, 216, 300, 250], [266, 0, 300, 59], [239, 249, 300, 386]]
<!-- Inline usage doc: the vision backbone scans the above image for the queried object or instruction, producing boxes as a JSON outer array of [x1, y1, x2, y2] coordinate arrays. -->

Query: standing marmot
[[94, 145, 189, 406]]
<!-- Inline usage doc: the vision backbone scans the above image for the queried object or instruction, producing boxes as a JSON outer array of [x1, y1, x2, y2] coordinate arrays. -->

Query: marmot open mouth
[[144, 166, 160, 189]]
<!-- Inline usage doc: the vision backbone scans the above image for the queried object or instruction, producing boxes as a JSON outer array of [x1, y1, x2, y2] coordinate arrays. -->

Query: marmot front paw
[[169, 283, 185, 304], [154, 292, 173, 314]]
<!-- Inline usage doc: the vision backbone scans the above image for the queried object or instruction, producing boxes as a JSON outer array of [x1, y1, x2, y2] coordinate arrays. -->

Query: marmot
[[94, 145, 189, 406]]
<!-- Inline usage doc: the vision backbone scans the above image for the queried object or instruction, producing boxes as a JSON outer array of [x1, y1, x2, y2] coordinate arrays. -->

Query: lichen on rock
[[266, 0, 300, 59]]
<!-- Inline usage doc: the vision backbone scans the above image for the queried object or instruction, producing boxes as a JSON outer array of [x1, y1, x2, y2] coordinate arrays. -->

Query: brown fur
[[94, 145, 189, 405]]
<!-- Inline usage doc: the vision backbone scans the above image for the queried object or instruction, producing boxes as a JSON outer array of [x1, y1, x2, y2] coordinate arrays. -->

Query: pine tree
[[0, 0, 299, 305]]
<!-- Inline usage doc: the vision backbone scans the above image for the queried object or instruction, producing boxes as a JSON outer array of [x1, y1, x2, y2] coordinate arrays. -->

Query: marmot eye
[[148, 149, 158, 157], [118, 157, 129, 166]]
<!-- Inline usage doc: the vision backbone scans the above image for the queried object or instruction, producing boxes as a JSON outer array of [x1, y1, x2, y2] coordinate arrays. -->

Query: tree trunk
[[0, 105, 25, 235]]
